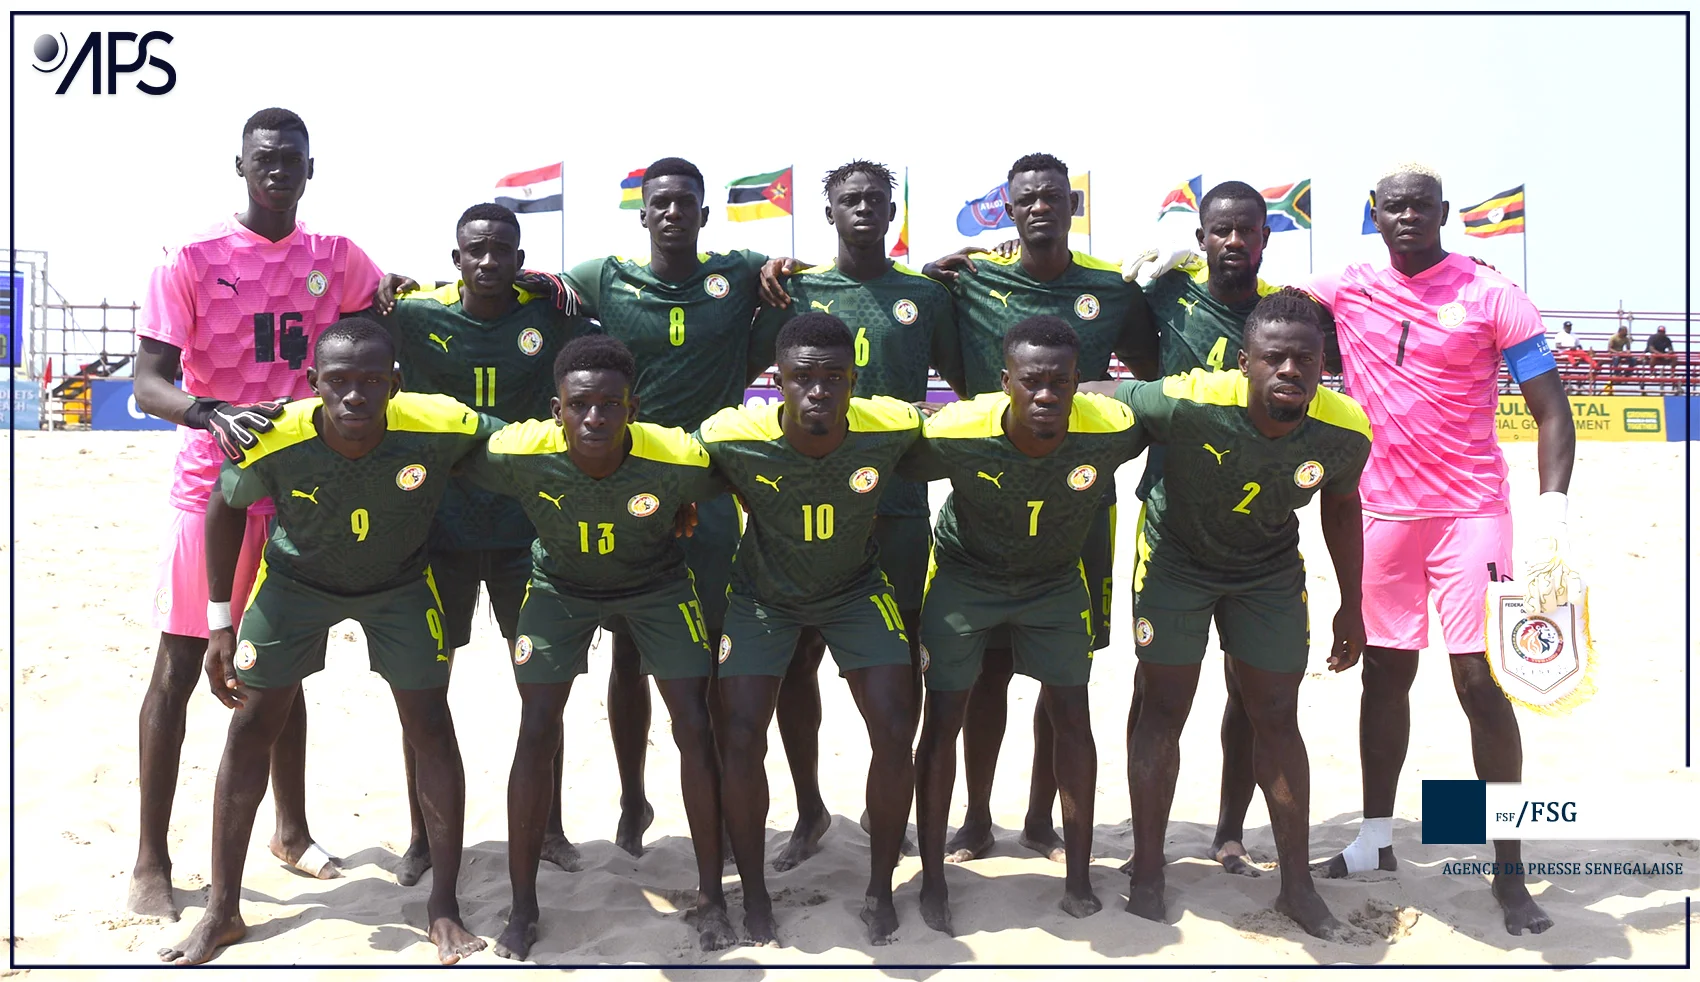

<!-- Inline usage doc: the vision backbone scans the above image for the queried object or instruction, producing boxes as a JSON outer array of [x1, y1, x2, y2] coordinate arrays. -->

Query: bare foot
[[128, 865, 179, 921], [615, 800, 655, 858], [1117, 852, 1135, 875], [1059, 886, 1103, 919], [944, 823, 996, 864], [773, 810, 832, 872], [492, 909, 538, 961], [158, 910, 246, 965], [694, 902, 738, 951], [1494, 877, 1554, 936], [1274, 888, 1350, 941], [918, 881, 954, 935], [1310, 845, 1397, 878], [1125, 874, 1166, 921], [1019, 824, 1068, 864], [269, 833, 340, 879], [742, 905, 780, 948], [429, 914, 486, 965], [859, 809, 917, 857], [1213, 840, 1263, 878], [540, 832, 582, 873], [395, 839, 431, 887], [861, 894, 900, 945]]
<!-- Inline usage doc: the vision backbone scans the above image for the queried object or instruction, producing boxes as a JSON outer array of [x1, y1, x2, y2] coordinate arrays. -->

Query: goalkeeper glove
[[183, 397, 289, 464], [1523, 491, 1584, 613], [1121, 246, 1192, 288], [514, 269, 582, 317]]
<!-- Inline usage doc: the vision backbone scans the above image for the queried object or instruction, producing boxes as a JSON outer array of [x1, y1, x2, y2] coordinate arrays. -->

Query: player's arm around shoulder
[[1319, 482, 1366, 673]]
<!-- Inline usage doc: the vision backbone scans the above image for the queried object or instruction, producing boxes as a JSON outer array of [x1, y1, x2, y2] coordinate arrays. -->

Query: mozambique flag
[[725, 166, 794, 222], [619, 168, 644, 210], [1262, 179, 1311, 232], [890, 172, 910, 258], [1461, 185, 1525, 237], [1158, 175, 1203, 219]]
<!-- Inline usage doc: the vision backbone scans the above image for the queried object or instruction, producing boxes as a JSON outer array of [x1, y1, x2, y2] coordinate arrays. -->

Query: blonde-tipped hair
[[1376, 162, 1443, 186]]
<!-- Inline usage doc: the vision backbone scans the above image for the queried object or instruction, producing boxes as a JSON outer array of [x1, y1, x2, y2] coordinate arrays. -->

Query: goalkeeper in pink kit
[[1306, 164, 1577, 936], [128, 108, 402, 918]]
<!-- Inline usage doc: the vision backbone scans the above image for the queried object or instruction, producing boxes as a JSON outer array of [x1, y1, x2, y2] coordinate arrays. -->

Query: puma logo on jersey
[[976, 471, 1004, 488], [988, 289, 1013, 308], [537, 490, 566, 509], [755, 474, 784, 492], [217, 276, 240, 295], [290, 487, 320, 504], [1176, 297, 1199, 315], [1203, 444, 1231, 464], [428, 333, 453, 352], [809, 300, 834, 313], [620, 282, 645, 298]]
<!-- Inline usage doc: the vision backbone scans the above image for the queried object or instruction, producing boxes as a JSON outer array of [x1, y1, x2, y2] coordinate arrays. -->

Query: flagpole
[[789, 163, 796, 261], [1521, 185, 1529, 293], [559, 160, 567, 273], [1086, 171, 1093, 257], [1308, 227, 1314, 274]]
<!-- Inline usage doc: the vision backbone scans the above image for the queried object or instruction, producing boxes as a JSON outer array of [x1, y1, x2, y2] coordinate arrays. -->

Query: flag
[[1070, 173, 1091, 235], [1361, 190, 1378, 234], [1460, 184, 1526, 238], [1157, 175, 1203, 220], [956, 183, 1013, 236], [494, 162, 563, 214], [619, 168, 644, 210], [890, 171, 910, 258], [1262, 179, 1311, 232], [725, 166, 794, 222]]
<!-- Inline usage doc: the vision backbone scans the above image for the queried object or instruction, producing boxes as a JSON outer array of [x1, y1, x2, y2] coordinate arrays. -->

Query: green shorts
[[874, 514, 931, 614], [680, 492, 739, 640], [235, 561, 449, 691], [717, 579, 912, 678], [1133, 557, 1310, 674], [986, 494, 1115, 652], [511, 572, 714, 684], [434, 546, 532, 649], [920, 563, 1094, 691]]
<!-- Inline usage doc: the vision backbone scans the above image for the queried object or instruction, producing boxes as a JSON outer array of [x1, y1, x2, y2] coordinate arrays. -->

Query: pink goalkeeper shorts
[[1361, 512, 1514, 655], [150, 505, 271, 638]]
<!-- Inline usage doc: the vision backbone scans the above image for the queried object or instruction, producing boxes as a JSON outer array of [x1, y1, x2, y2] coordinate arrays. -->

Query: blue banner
[[4, 377, 41, 429], [89, 378, 176, 430], [955, 184, 1014, 236]]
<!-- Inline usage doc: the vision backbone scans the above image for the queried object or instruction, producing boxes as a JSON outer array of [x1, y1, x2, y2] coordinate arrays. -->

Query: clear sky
[[8, 11, 1692, 338]]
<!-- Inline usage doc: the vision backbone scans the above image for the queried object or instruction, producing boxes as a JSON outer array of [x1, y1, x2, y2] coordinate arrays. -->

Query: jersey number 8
[[669, 306, 686, 347]]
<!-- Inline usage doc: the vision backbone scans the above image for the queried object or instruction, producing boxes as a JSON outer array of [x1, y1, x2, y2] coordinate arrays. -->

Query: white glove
[[1523, 492, 1583, 614], [1120, 246, 1192, 287]]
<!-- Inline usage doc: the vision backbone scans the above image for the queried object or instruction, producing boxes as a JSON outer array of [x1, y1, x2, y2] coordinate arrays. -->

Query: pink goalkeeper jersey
[[139, 217, 383, 513], [1308, 252, 1544, 518]]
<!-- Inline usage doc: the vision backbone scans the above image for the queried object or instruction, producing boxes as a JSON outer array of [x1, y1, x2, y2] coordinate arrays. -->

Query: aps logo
[[32, 30, 176, 95]]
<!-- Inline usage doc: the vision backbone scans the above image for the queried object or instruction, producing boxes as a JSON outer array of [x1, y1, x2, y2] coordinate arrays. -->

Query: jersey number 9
[[350, 507, 370, 542]]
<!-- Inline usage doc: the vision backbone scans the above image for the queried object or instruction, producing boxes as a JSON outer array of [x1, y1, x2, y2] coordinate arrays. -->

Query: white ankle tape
[[1341, 817, 1393, 874]]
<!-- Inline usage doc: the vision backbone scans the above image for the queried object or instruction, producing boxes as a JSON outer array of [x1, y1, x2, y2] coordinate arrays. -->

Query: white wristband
[[207, 601, 232, 631], [1537, 491, 1569, 527]]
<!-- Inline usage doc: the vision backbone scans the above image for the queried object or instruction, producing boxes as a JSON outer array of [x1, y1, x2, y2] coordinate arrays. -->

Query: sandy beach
[[3, 430, 1693, 977]]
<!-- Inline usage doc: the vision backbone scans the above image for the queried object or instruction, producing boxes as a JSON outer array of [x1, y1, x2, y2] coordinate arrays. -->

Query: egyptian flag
[[1158, 175, 1203, 220], [619, 168, 645, 210], [725, 167, 794, 222], [494, 163, 563, 214], [1461, 185, 1525, 238]]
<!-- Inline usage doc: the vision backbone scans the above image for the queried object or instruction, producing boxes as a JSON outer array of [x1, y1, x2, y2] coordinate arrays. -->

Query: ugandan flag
[[619, 168, 644, 210], [1262, 179, 1312, 232], [1157, 175, 1202, 220], [1460, 185, 1525, 237], [725, 166, 794, 222]]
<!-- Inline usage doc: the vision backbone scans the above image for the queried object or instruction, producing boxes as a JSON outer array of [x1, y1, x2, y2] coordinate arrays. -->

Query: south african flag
[[1262, 179, 1312, 232]]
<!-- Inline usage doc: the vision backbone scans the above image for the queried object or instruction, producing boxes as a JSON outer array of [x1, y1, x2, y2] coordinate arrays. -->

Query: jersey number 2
[[1232, 482, 1261, 514]]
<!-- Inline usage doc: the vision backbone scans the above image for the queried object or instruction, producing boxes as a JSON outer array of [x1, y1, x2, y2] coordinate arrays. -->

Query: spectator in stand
[[1607, 326, 1638, 376], [1646, 326, 1678, 390], [1553, 321, 1580, 350], [1552, 321, 1597, 394]]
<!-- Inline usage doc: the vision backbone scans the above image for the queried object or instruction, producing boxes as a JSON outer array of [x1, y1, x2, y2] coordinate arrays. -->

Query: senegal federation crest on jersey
[[849, 466, 880, 494], [396, 463, 428, 491], [628, 492, 660, 517], [1135, 617, 1154, 646], [1293, 460, 1324, 489], [513, 635, 534, 666], [718, 635, 732, 664], [892, 298, 918, 325], [1438, 302, 1467, 328], [918, 644, 931, 673], [1074, 293, 1101, 320], [1068, 464, 1097, 491], [517, 327, 544, 356], [306, 270, 328, 297], [235, 640, 257, 671], [704, 273, 730, 299]]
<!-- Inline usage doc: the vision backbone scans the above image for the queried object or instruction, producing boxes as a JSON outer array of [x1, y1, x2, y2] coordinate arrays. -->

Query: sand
[[3, 431, 1694, 977]]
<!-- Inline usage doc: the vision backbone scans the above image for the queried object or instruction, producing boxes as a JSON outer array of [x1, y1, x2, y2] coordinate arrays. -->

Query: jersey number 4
[[253, 312, 309, 369]]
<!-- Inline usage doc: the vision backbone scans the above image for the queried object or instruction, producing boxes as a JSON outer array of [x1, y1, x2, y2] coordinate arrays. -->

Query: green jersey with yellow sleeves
[[218, 393, 500, 594], [564, 250, 768, 430], [946, 247, 1155, 396], [459, 419, 726, 598], [749, 261, 963, 518], [696, 396, 922, 604], [388, 281, 595, 553], [901, 392, 1145, 591], [1116, 370, 1371, 582]]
